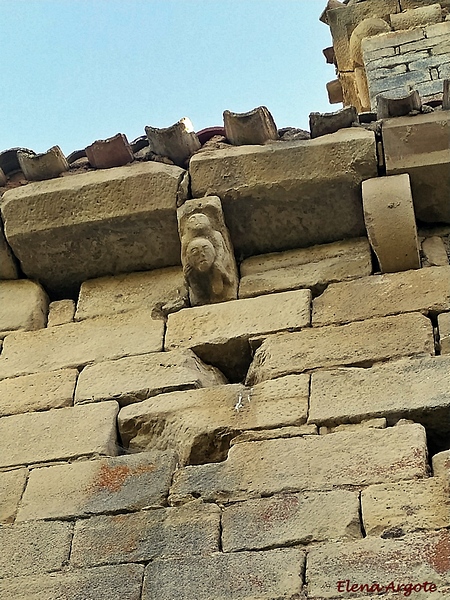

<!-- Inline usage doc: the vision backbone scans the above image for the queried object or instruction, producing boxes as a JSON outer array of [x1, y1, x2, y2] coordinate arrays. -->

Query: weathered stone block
[[307, 530, 450, 598], [230, 423, 318, 445], [439, 312, 450, 354], [170, 424, 428, 503], [222, 490, 362, 552], [313, 266, 450, 326], [0, 520, 72, 578], [0, 369, 77, 417], [0, 280, 48, 339], [362, 478, 450, 537], [142, 548, 305, 600], [0, 468, 27, 523], [0, 310, 164, 380], [422, 236, 449, 266], [246, 313, 434, 385], [75, 266, 187, 321], [71, 502, 220, 567], [0, 401, 118, 469], [239, 238, 372, 298], [118, 375, 309, 465], [0, 564, 144, 600], [432, 450, 450, 477], [166, 289, 311, 380], [309, 356, 450, 436], [76, 349, 226, 407], [0, 221, 18, 280], [383, 111, 450, 224], [1, 162, 185, 296], [391, 4, 443, 30], [47, 299, 75, 326], [17, 450, 176, 521], [190, 129, 377, 258]]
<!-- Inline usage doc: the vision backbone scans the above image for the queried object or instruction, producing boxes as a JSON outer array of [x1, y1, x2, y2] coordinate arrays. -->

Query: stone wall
[[1, 49, 450, 600]]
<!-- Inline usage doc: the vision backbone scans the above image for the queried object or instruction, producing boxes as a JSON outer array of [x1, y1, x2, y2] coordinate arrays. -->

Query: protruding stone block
[[382, 111, 450, 224], [326, 78, 343, 103], [0, 221, 18, 280], [71, 502, 220, 567], [362, 478, 450, 537], [85, 133, 134, 169], [308, 355, 450, 436], [222, 490, 362, 552], [76, 267, 187, 321], [309, 106, 358, 138], [312, 266, 450, 326], [307, 530, 450, 598], [0, 564, 144, 600], [0, 401, 119, 469], [0, 310, 164, 380], [75, 349, 226, 407], [118, 375, 309, 465], [223, 105, 278, 145], [47, 299, 75, 326], [166, 289, 311, 380], [390, 4, 443, 31], [0, 369, 77, 417], [170, 424, 428, 503], [142, 548, 305, 600], [17, 145, 69, 181], [0, 468, 27, 523], [0, 280, 48, 339], [0, 520, 72, 578], [190, 128, 377, 258], [1, 162, 185, 296], [17, 450, 176, 521], [439, 312, 450, 353], [145, 117, 201, 167], [239, 238, 372, 298], [246, 313, 434, 385], [178, 196, 238, 306], [362, 174, 421, 273]]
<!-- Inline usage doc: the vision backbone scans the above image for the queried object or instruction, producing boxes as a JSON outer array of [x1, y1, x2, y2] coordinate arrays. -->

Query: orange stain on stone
[[93, 463, 156, 493]]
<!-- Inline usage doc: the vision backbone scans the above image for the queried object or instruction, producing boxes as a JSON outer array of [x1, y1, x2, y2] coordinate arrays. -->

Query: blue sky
[[1, 1, 333, 155]]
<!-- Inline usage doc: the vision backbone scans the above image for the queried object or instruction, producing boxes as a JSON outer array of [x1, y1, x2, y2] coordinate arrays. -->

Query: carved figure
[[180, 212, 237, 305]]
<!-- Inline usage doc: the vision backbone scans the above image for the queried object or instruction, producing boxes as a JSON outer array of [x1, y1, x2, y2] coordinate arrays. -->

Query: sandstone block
[[0, 310, 164, 380], [0, 280, 48, 339], [190, 128, 377, 258], [71, 502, 220, 567], [75, 266, 187, 321], [118, 375, 309, 465], [391, 4, 443, 30], [422, 236, 449, 266], [239, 238, 372, 298], [362, 174, 420, 273], [327, 0, 399, 71], [439, 312, 450, 354], [0, 520, 72, 578], [403, 0, 450, 8], [170, 424, 428, 503], [0, 161, 185, 296], [0, 468, 27, 523], [309, 356, 450, 437], [222, 489, 362, 552], [142, 548, 305, 600], [307, 530, 450, 598], [246, 313, 434, 385], [47, 299, 75, 326], [76, 349, 226, 407], [362, 478, 450, 537], [230, 424, 318, 445], [432, 450, 450, 477], [0, 221, 18, 280], [166, 289, 311, 381], [0, 401, 118, 469], [313, 266, 450, 326], [0, 564, 144, 600], [383, 111, 450, 224], [0, 369, 77, 417], [17, 450, 176, 521]]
